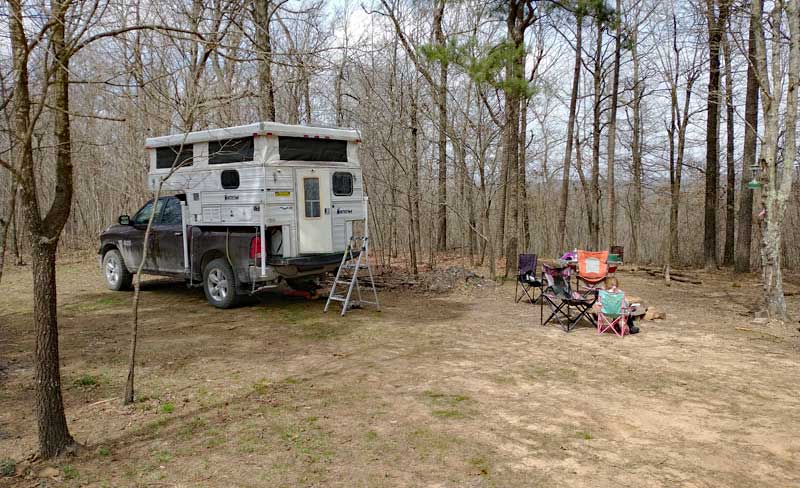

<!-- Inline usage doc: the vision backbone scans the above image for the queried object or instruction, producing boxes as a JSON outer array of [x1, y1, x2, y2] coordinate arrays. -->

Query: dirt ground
[[1, 257, 799, 487]]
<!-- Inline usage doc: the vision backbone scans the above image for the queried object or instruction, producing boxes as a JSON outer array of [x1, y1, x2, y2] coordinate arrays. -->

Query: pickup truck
[[98, 195, 344, 308]]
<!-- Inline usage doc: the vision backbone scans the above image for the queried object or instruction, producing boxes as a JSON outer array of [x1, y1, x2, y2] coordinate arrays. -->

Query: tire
[[203, 258, 239, 309], [102, 249, 133, 291]]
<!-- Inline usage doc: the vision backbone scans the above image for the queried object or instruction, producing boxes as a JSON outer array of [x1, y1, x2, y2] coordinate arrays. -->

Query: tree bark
[[31, 243, 74, 457], [558, 14, 582, 252], [9, 0, 76, 457], [751, 0, 798, 320], [703, 0, 730, 268], [434, 0, 448, 252], [630, 21, 643, 263], [606, 0, 621, 248], [0, 187, 15, 285], [254, 0, 277, 121], [590, 18, 603, 250], [722, 30, 735, 266], [735, 1, 760, 273]]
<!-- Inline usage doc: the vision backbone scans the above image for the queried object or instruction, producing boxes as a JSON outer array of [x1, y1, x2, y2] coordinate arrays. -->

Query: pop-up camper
[[98, 122, 368, 308]]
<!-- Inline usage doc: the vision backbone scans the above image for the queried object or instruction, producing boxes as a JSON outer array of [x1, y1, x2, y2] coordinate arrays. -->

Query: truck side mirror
[[118, 214, 131, 225]]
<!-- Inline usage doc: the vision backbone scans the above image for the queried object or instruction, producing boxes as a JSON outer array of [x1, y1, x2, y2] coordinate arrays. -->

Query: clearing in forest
[[0, 259, 799, 487]]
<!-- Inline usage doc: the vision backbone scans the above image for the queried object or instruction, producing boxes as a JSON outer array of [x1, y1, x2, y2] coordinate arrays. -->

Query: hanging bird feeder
[[748, 162, 762, 190]]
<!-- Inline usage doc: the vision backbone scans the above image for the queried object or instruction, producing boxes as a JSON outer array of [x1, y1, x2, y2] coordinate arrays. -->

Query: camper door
[[296, 168, 333, 253]]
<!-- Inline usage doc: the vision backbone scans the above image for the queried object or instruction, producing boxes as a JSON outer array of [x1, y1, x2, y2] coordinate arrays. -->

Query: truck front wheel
[[102, 249, 133, 291], [203, 258, 239, 308]]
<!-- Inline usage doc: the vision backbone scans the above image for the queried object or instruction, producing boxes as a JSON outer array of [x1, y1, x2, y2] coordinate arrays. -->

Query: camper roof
[[145, 122, 361, 148]]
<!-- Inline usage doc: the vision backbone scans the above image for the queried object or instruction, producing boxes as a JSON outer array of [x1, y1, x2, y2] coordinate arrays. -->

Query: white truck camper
[[144, 122, 368, 290]]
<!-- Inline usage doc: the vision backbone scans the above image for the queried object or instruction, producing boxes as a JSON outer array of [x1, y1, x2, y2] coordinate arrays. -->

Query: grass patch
[[146, 418, 169, 433], [469, 455, 491, 475], [577, 431, 593, 440], [178, 418, 208, 440], [65, 295, 126, 313], [252, 379, 271, 395], [365, 430, 378, 441], [63, 465, 79, 480], [422, 390, 471, 419], [276, 416, 333, 463], [408, 427, 461, 457], [432, 409, 465, 419], [98, 446, 111, 457], [152, 450, 173, 464], [159, 402, 175, 414], [74, 374, 100, 388], [0, 459, 15, 477]]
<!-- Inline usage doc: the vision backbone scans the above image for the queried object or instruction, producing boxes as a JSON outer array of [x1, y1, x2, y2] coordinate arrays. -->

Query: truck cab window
[[304, 178, 321, 218], [132, 199, 165, 226], [332, 172, 353, 196], [160, 198, 183, 226]]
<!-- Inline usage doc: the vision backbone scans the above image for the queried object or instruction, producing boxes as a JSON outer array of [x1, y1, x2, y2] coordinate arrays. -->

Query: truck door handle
[[324, 208, 330, 215], [174, 232, 182, 236]]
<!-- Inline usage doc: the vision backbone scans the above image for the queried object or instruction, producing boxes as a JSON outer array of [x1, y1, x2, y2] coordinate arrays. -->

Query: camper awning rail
[[145, 122, 361, 148]]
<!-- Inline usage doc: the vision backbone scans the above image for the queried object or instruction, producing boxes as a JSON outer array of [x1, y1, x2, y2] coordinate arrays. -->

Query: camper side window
[[303, 178, 321, 218], [332, 172, 353, 196], [209, 137, 254, 164], [156, 145, 193, 169]]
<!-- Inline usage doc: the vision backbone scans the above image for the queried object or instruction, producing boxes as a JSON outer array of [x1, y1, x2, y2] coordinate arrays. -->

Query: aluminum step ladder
[[324, 236, 380, 316]]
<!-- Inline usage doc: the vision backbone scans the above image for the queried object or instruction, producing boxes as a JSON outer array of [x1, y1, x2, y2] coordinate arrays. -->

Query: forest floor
[[1, 256, 799, 487]]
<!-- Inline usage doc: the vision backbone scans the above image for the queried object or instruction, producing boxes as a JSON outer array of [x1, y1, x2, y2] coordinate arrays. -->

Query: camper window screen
[[304, 178, 321, 218], [209, 137, 254, 164], [279, 137, 347, 162], [156, 145, 193, 169], [332, 172, 353, 196]]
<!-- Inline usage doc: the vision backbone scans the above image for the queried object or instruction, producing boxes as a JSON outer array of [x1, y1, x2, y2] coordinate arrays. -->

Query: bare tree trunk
[[631, 24, 643, 263], [558, 14, 582, 252], [704, 0, 730, 268], [0, 188, 15, 285], [254, 0, 277, 121], [722, 30, 735, 266], [753, 0, 798, 320], [31, 242, 74, 457], [575, 136, 594, 239], [8, 0, 76, 457], [434, 0, 448, 252], [606, 0, 621, 248], [124, 184, 164, 404], [590, 18, 603, 250], [519, 97, 531, 251], [735, 1, 760, 273]]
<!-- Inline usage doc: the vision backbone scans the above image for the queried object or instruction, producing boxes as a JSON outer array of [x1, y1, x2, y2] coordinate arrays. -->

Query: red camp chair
[[576, 250, 609, 296]]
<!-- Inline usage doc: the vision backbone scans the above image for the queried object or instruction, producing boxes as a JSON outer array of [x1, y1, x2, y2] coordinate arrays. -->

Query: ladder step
[[328, 296, 347, 302], [334, 280, 352, 285]]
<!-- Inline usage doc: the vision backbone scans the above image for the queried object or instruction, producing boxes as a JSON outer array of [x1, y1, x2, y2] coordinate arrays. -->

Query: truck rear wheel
[[203, 258, 239, 308], [102, 249, 133, 291]]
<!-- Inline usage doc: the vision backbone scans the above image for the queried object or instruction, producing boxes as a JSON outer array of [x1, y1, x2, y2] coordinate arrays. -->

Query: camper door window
[[303, 178, 321, 218], [209, 137, 254, 164]]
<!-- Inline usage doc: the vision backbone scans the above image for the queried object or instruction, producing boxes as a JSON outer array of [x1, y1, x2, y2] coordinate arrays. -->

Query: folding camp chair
[[608, 245, 624, 275], [576, 250, 609, 296], [541, 264, 596, 332], [596, 288, 630, 337], [515, 254, 543, 304]]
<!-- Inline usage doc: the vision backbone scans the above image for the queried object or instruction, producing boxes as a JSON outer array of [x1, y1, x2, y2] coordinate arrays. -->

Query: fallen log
[[645, 270, 702, 285]]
